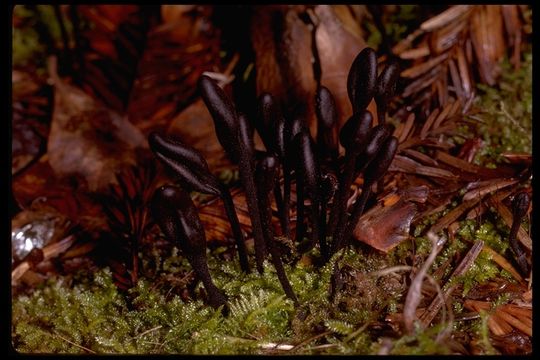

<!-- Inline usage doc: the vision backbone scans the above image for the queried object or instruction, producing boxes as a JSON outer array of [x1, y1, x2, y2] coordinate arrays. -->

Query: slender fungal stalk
[[335, 137, 398, 251], [327, 112, 373, 236], [347, 47, 378, 113], [151, 185, 228, 310], [148, 132, 250, 273], [256, 155, 298, 305], [237, 114, 268, 273], [295, 174, 306, 245], [375, 58, 400, 125], [220, 186, 251, 273], [509, 192, 530, 275]]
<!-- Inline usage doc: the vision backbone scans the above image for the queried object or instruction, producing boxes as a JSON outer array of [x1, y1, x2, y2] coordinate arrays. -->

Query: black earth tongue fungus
[[354, 123, 395, 177], [274, 110, 287, 161], [237, 113, 269, 274], [148, 132, 222, 195], [198, 75, 268, 274], [334, 136, 398, 253], [319, 172, 338, 260], [198, 75, 241, 163], [509, 191, 531, 276], [374, 58, 400, 125], [148, 132, 250, 273], [372, 58, 400, 192], [257, 94, 289, 238], [255, 155, 299, 306], [315, 86, 339, 162], [282, 117, 308, 242], [327, 111, 374, 237], [257, 93, 279, 153], [293, 131, 323, 255], [151, 185, 228, 311], [347, 47, 378, 114]]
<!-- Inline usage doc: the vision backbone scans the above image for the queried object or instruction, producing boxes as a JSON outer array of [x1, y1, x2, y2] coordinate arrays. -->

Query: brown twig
[[403, 231, 447, 334], [419, 240, 484, 327]]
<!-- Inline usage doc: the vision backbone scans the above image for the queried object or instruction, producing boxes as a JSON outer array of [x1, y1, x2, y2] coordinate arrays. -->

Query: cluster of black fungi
[[148, 47, 406, 311]]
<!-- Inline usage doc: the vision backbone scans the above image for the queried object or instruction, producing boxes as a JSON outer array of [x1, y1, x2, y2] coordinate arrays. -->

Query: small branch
[[419, 240, 484, 327], [289, 330, 332, 352], [53, 332, 96, 354], [403, 231, 446, 334], [499, 101, 527, 135], [259, 342, 294, 351], [131, 325, 163, 339]]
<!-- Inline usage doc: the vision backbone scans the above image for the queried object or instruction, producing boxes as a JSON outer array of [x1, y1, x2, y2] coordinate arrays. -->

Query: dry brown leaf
[[12, 155, 105, 225], [435, 151, 515, 179], [462, 178, 518, 201], [429, 198, 479, 234], [127, 5, 221, 132], [469, 6, 506, 85], [420, 5, 473, 32], [166, 99, 232, 172], [47, 61, 146, 192], [352, 186, 427, 252], [314, 5, 368, 129], [390, 155, 458, 180], [251, 6, 317, 134], [353, 199, 417, 252]]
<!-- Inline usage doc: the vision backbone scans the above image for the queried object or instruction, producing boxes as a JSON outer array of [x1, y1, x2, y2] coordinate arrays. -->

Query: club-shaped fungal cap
[[256, 155, 279, 196], [363, 136, 398, 185], [320, 172, 339, 203], [274, 115, 287, 159], [316, 86, 338, 130], [285, 117, 307, 165], [512, 192, 530, 220], [148, 132, 211, 174], [347, 47, 378, 113], [151, 185, 207, 256], [296, 131, 320, 194], [148, 132, 221, 195], [198, 75, 240, 161], [152, 185, 228, 310], [375, 59, 401, 105], [257, 93, 279, 149], [339, 111, 373, 151], [362, 123, 395, 160]]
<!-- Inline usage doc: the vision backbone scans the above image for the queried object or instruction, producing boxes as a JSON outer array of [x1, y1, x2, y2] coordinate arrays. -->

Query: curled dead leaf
[[47, 61, 146, 192]]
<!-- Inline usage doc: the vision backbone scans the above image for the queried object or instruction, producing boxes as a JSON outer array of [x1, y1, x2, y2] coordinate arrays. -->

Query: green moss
[[474, 311, 498, 355], [12, 6, 46, 67], [13, 213, 524, 354], [364, 5, 422, 51], [11, 196, 525, 355], [13, 244, 408, 354], [13, 5, 76, 68], [387, 323, 453, 355], [466, 50, 532, 166]]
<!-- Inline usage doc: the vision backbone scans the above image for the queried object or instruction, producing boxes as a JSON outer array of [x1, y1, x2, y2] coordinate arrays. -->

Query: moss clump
[[13, 213, 522, 355], [13, 267, 255, 354], [467, 50, 532, 166], [12, 6, 46, 67], [364, 5, 423, 51], [13, 5, 74, 68], [455, 215, 519, 295], [12, 244, 412, 354], [386, 323, 453, 355]]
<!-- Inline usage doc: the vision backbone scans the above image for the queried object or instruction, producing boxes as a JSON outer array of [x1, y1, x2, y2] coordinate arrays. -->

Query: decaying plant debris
[[11, 5, 532, 355]]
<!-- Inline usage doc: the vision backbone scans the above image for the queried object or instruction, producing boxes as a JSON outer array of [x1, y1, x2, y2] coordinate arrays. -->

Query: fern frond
[[325, 319, 354, 336]]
